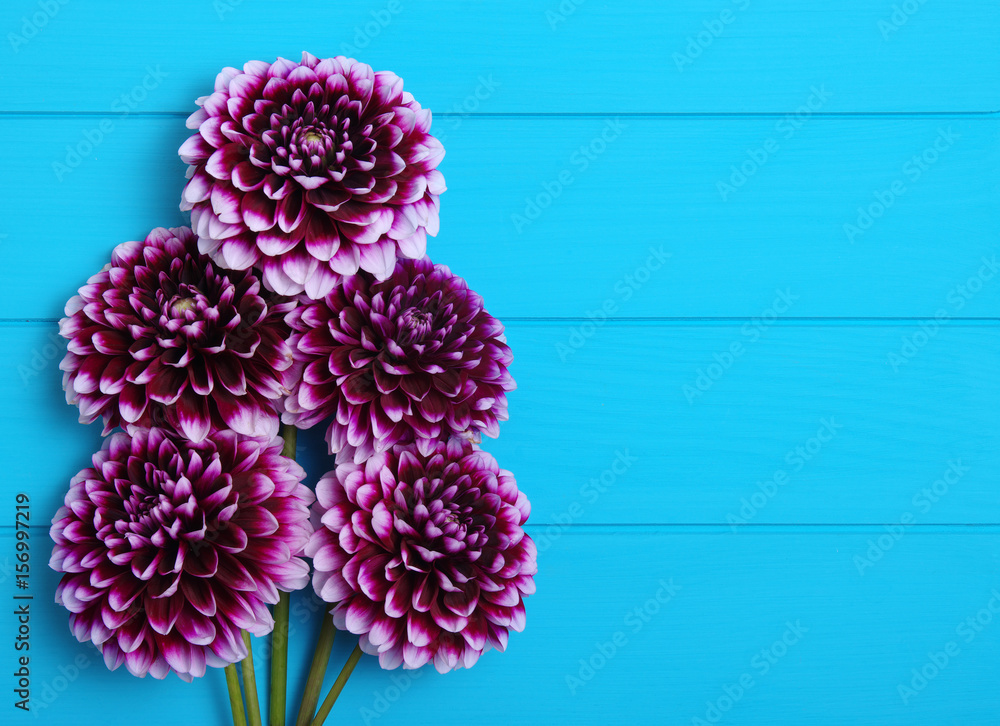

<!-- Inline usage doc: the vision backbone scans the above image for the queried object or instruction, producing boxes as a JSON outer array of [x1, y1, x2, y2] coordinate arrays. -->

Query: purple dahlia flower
[[179, 52, 446, 299], [59, 226, 295, 443], [307, 438, 536, 673], [282, 257, 515, 462], [49, 428, 314, 681]]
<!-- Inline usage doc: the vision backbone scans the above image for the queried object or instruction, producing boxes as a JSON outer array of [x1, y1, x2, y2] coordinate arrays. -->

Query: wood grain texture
[[5, 321, 999, 526], [2, 116, 999, 320], [5, 530, 1000, 724], [1, 0, 999, 113], [1, 1, 998, 724]]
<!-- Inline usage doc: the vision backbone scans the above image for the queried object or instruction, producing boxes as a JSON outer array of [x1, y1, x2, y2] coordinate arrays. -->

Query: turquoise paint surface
[[1, 1, 998, 724]]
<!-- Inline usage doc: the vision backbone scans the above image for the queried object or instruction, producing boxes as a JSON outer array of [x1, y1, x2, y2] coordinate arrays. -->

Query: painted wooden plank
[[7, 529, 999, 724], [2, 116, 998, 321], [5, 322, 999, 526], [1, 1, 999, 113]]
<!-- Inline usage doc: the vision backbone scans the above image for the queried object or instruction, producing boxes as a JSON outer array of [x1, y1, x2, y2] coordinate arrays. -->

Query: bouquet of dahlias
[[50, 52, 535, 726]]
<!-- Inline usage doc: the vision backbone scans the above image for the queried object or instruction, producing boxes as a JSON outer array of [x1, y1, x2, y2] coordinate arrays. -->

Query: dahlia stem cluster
[[50, 52, 536, 726], [271, 424, 298, 725], [295, 616, 336, 726], [225, 664, 246, 726]]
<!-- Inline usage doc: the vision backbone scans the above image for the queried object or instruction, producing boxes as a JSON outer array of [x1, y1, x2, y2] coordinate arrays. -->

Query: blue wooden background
[[2, 1, 999, 724]]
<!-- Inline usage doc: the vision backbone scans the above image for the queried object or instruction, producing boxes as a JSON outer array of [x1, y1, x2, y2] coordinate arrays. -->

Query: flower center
[[118, 470, 207, 548], [170, 297, 197, 315], [120, 491, 176, 543], [296, 127, 335, 165], [131, 493, 162, 520], [397, 307, 434, 344], [164, 284, 211, 325]]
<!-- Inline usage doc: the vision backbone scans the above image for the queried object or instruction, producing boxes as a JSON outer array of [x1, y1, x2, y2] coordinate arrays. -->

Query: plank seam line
[[0, 111, 997, 120], [5, 317, 1000, 326], [6, 523, 1000, 531]]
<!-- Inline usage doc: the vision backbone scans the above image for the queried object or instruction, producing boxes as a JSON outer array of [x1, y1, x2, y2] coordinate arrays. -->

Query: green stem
[[225, 663, 247, 726], [241, 631, 263, 726], [270, 424, 297, 726], [310, 645, 363, 726], [270, 592, 291, 726], [280, 424, 298, 459], [295, 615, 337, 726]]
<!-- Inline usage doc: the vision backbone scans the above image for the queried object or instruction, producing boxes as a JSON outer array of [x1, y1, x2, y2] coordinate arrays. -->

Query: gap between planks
[[7, 523, 1000, 533], [1, 111, 999, 120], [3, 318, 999, 328]]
